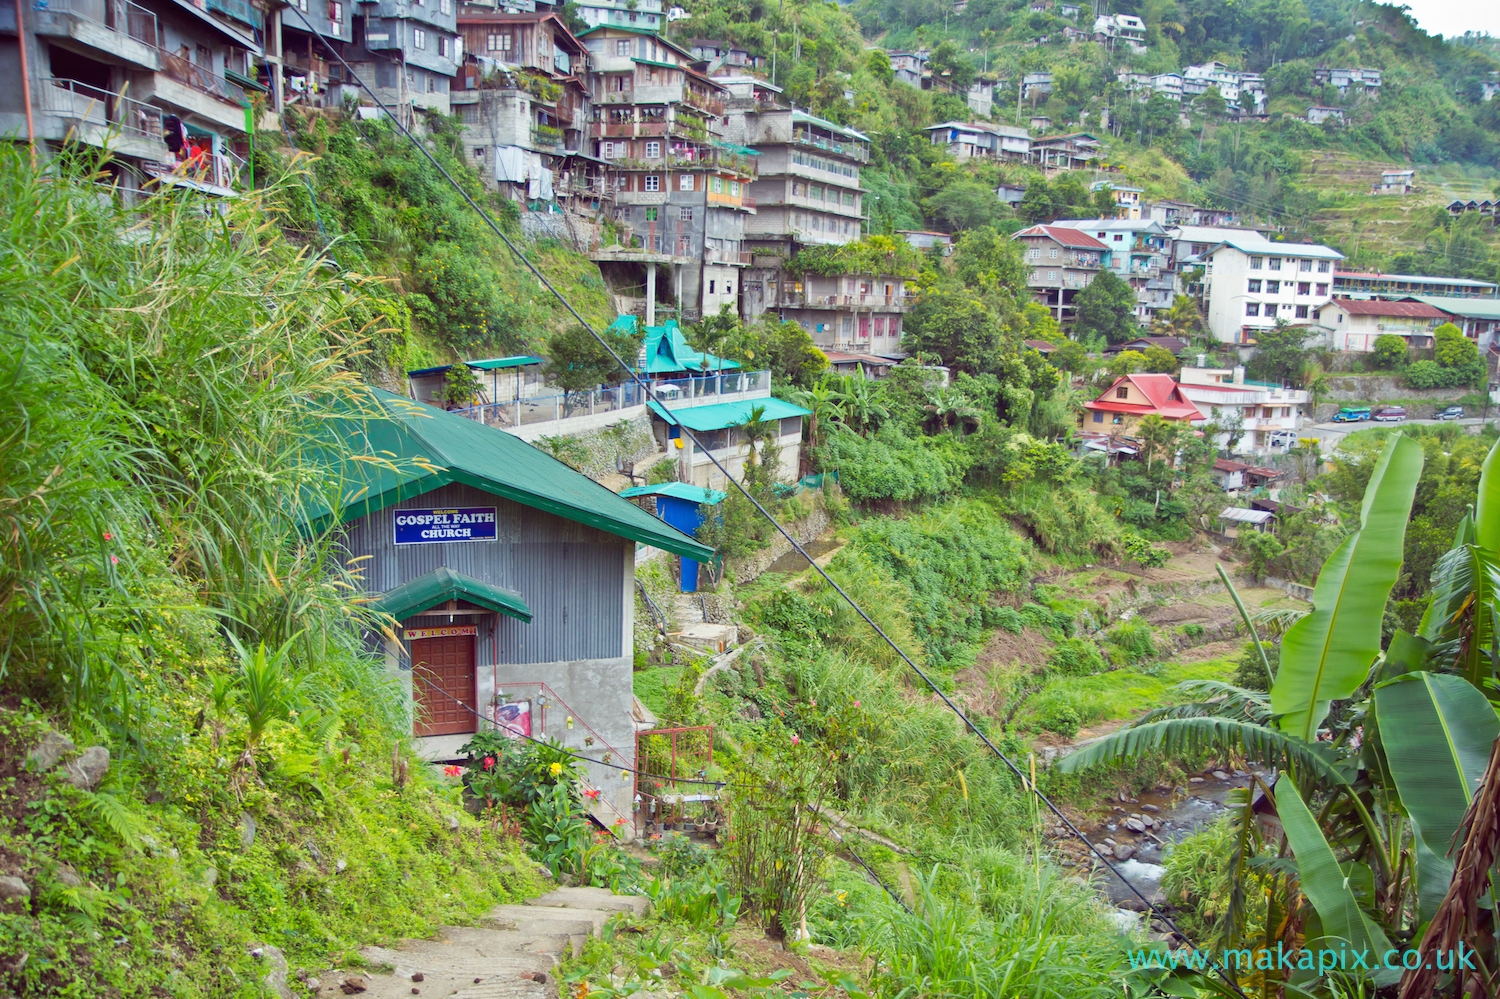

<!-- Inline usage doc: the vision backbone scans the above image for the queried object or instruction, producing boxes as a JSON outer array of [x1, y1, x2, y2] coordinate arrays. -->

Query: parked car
[[1373, 406, 1407, 422], [1438, 406, 1465, 421], [1268, 430, 1299, 449], [1332, 407, 1371, 423]]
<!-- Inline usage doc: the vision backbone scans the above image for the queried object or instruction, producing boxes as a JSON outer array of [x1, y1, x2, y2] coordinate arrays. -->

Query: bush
[[1405, 358, 1485, 389], [1371, 334, 1408, 369], [1232, 641, 1279, 692], [817, 424, 963, 503], [986, 606, 1026, 634], [1046, 637, 1107, 675], [1037, 702, 1083, 737], [1106, 619, 1157, 665], [1122, 533, 1171, 568]]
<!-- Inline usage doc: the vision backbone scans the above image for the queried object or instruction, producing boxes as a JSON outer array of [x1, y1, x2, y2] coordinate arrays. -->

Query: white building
[[1199, 233, 1343, 344], [1313, 299, 1449, 353], [924, 121, 1031, 161], [1093, 14, 1146, 52], [1307, 106, 1345, 125], [1051, 218, 1174, 317], [1179, 365, 1308, 453]]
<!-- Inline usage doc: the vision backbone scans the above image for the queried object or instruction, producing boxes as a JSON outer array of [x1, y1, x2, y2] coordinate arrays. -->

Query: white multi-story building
[[1179, 365, 1308, 453], [1199, 233, 1343, 343]]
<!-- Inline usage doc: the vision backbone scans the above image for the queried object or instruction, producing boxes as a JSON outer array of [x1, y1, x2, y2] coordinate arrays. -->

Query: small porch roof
[[367, 566, 533, 622]]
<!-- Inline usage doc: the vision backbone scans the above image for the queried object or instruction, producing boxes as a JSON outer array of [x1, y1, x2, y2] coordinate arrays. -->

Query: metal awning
[[367, 567, 532, 623], [1218, 507, 1274, 525]]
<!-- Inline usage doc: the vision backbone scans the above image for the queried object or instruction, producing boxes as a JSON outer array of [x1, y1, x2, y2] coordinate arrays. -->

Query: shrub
[[1122, 533, 1171, 568], [1046, 638, 1107, 675], [1105, 619, 1157, 665], [817, 424, 961, 503], [1232, 641, 1279, 692], [1037, 702, 1083, 737], [1371, 334, 1408, 369], [986, 606, 1026, 634]]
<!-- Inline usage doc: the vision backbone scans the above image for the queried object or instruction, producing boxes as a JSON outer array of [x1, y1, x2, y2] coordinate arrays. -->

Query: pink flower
[[790, 734, 800, 746], [809, 699, 816, 707], [110, 555, 119, 565], [103, 532, 113, 541], [443, 764, 462, 778], [483, 756, 496, 771], [853, 701, 861, 708]]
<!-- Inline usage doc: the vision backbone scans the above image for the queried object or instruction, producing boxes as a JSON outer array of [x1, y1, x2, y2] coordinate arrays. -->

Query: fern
[[78, 790, 148, 850]]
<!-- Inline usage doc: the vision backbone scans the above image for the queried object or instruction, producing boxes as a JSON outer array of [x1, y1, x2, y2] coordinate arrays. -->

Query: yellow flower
[[549, 762, 562, 777]]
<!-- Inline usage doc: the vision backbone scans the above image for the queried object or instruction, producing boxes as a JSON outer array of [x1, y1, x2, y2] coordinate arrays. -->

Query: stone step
[[527, 886, 649, 916], [488, 903, 611, 936]]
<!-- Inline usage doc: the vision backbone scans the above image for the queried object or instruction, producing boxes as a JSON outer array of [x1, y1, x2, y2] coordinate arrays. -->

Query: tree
[[737, 404, 782, 496], [927, 39, 975, 90], [1434, 322, 1478, 368], [685, 305, 739, 373], [834, 373, 891, 433], [1072, 270, 1139, 345], [865, 49, 893, 85], [786, 377, 843, 450], [1051, 339, 1089, 373], [1016, 181, 1058, 225], [1372, 333, 1408, 370], [924, 388, 982, 434], [922, 180, 1003, 232], [951, 225, 1027, 294], [441, 363, 484, 409], [903, 296, 1002, 374], [1142, 345, 1180, 374], [723, 316, 829, 387], [1151, 295, 1202, 340], [1236, 530, 1285, 582], [545, 320, 645, 393], [1245, 320, 1311, 385]]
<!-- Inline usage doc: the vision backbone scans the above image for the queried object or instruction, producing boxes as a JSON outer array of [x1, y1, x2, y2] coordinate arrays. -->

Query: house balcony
[[790, 129, 869, 163], [796, 293, 908, 311], [703, 246, 754, 266], [39, 77, 168, 160], [682, 89, 725, 116], [31, 0, 160, 69]]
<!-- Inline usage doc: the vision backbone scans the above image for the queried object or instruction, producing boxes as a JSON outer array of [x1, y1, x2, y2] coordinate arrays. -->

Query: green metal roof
[[619, 482, 726, 505], [791, 109, 870, 143], [632, 57, 681, 70], [307, 388, 714, 561], [470, 355, 544, 370], [1408, 296, 1500, 320], [649, 397, 810, 431], [621, 316, 741, 374], [368, 567, 532, 622]]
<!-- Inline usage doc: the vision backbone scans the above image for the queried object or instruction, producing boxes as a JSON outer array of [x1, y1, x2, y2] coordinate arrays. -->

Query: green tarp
[[619, 482, 727, 505], [648, 396, 810, 431]]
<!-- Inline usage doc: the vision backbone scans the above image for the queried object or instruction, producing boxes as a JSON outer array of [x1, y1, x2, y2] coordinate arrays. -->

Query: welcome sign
[[393, 507, 498, 545]]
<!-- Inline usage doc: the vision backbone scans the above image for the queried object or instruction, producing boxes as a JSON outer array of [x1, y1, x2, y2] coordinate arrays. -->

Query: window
[[730, 181, 740, 196], [810, 184, 824, 200], [1249, 256, 1263, 269], [1316, 283, 1328, 296], [1247, 279, 1261, 293], [792, 182, 806, 196], [1299, 258, 1312, 271], [601, 141, 616, 159], [1246, 303, 1261, 316], [296, 0, 306, 11], [643, 175, 660, 191], [1112, 414, 1124, 425], [1029, 248, 1040, 260], [487, 32, 511, 52], [1295, 305, 1309, 318], [439, 0, 449, 9], [1268, 257, 1282, 270], [711, 177, 723, 193], [652, 234, 663, 252], [1049, 247, 1059, 259], [1265, 280, 1280, 294], [708, 280, 715, 294], [678, 237, 691, 254], [874, 317, 886, 336], [1317, 260, 1330, 273], [329, 0, 341, 19], [843, 191, 855, 206], [1113, 234, 1124, 241], [643, 207, 658, 221], [438, 37, 448, 57], [413, 27, 426, 48], [1093, 412, 1104, 424], [645, 140, 661, 158], [679, 207, 693, 221], [1297, 282, 1310, 295], [1048, 270, 1057, 281], [1116, 386, 1129, 399], [679, 174, 694, 191], [616, 39, 631, 55]]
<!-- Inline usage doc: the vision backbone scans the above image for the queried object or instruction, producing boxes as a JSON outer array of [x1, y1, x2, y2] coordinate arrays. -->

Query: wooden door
[[411, 635, 476, 737]]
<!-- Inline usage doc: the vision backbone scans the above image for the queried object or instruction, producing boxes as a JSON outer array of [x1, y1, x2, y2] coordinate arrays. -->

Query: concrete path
[[309, 887, 648, 999]]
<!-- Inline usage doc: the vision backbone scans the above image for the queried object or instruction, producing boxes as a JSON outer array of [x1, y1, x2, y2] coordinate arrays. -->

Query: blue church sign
[[393, 508, 498, 545]]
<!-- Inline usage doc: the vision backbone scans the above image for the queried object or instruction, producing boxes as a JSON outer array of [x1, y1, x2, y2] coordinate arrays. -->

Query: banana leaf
[[1474, 438, 1500, 551], [1274, 780, 1395, 980], [1372, 671, 1500, 923], [1273, 434, 1423, 741], [1056, 717, 1350, 787], [1418, 544, 1500, 688]]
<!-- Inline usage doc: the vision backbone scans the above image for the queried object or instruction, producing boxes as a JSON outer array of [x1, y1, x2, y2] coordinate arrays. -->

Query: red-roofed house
[[1083, 373, 1203, 432], [1012, 225, 1111, 324], [1315, 298, 1449, 352]]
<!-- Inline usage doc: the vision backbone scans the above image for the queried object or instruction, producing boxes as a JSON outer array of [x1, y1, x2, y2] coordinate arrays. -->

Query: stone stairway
[[670, 592, 737, 654], [311, 887, 647, 999]]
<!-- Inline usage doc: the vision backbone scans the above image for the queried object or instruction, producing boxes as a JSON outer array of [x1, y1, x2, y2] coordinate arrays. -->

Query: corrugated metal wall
[[342, 483, 625, 663]]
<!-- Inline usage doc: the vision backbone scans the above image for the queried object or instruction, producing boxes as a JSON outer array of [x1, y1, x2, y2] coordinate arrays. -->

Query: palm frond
[[1056, 717, 1350, 787]]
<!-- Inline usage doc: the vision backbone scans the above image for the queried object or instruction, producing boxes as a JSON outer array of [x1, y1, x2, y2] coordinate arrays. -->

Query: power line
[[278, 14, 1247, 993]]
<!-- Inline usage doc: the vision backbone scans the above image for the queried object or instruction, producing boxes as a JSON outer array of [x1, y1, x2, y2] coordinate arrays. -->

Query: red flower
[[483, 756, 496, 771], [443, 764, 462, 778], [110, 555, 119, 565], [103, 532, 113, 541], [583, 789, 601, 801], [613, 818, 626, 826]]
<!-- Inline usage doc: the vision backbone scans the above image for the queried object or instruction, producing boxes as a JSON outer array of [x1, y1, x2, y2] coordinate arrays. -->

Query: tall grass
[[0, 143, 394, 730]]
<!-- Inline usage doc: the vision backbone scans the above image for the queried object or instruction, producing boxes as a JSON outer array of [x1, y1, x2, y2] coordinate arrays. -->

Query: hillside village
[[9, 0, 1500, 996]]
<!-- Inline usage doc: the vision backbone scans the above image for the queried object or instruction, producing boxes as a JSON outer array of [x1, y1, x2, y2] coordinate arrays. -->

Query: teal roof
[[407, 355, 542, 377], [368, 567, 532, 622], [306, 388, 713, 561], [619, 315, 741, 374], [619, 482, 727, 505], [649, 397, 811, 431], [791, 109, 870, 143], [1408, 296, 1500, 320]]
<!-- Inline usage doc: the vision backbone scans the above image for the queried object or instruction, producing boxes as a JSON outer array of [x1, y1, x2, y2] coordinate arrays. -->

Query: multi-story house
[[1198, 233, 1343, 344], [1092, 13, 1145, 52], [889, 50, 927, 90], [924, 120, 1031, 161], [1314, 298, 1449, 353], [1031, 131, 1101, 170], [4, 0, 261, 197], [1091, 181, 1142, 219], [1051, 218, 1173, 317], [572, 0, 663, 31], [1313, 66, 1381, 96], [1021, 71, 1052, 100], [1083, 374, 1201, 433], [1012, 224, 1109, 324], [1178, 365, 1308, 453], [344, 0, 460, 114], [277, 0, 357, 111], [1307, 106, 1344, 125], [579, 26, 752, 322], [686, 38, 762, 70], [719, 87, 908, 357], [451, 10, 601, 211]]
